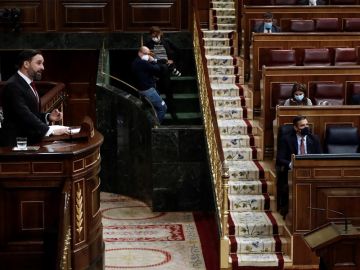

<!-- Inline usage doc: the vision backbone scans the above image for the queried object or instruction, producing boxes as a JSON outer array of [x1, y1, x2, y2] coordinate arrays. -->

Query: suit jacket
[[254, 23, 281, 33], [276, 129, 322, 168], [1, 73, 49, 146]]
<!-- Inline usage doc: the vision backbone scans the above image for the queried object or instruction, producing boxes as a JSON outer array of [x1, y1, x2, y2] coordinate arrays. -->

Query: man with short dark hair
[[276, 115, 321, 217], [1, 49, 69, 146], [253, 12, 281, 33]]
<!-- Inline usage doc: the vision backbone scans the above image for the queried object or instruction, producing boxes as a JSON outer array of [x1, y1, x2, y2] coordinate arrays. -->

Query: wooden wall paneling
[[0, 0, 46, 32], [113, 0, 123, 31], [56, 0, 114, 32], [287, 157, 360, 265], [47, 0, 56, 31], [123, 0, 181, 31], [40, 50, 99, 126], [197, 0, 210, 29]]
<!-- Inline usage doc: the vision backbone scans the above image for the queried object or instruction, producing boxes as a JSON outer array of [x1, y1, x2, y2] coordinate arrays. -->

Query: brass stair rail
[[192, 1, 229, 268]]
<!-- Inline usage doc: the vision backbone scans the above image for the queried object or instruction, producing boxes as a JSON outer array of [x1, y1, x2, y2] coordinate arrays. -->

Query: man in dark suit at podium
[[276, 115, 322, 217], [1, 50, 69, 146]]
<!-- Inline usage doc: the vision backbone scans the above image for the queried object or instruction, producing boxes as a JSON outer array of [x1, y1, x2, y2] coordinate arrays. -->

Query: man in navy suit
[[1, 50, 69, 146], [276, 115, 322, 217], [253, 12, 281, 33]]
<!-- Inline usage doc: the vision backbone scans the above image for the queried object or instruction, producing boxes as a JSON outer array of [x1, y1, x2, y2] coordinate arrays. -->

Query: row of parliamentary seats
[[251, 18, 360, 33], [272, 81, 360, 107], [244, 0, 360, 5], [268, 48, 359, 67], [277, 18, 359, 32]]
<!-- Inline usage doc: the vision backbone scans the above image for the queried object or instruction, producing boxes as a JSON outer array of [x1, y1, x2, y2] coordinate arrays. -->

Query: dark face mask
[[299, 127, 310, 136]]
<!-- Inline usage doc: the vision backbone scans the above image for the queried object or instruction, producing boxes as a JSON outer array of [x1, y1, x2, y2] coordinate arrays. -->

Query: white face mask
[[295, 94, 304, 102], [152, 36, 160, 43], [141, 54, 149, 61]]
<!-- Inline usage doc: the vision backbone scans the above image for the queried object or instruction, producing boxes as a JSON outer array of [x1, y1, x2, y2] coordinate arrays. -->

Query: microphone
[[308, 206, 348, 232]]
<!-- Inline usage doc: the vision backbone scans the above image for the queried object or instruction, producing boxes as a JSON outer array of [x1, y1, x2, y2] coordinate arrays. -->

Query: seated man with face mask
[[253, 12, 281, 33], [275, 115, 322, 218], [284, 83, 313, 106], [297, 0, 326, 5]]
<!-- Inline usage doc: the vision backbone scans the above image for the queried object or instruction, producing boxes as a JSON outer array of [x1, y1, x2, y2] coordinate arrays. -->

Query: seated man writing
[[1, 50, 70, 146]]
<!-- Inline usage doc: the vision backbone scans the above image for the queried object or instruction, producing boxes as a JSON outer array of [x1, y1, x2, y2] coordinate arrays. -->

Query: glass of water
[[16, 137, 27, 150]]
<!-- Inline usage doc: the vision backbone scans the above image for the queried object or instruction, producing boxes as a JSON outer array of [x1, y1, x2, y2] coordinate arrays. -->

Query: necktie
[[300, 137, 305, 155], [30, 81, 39, 103]]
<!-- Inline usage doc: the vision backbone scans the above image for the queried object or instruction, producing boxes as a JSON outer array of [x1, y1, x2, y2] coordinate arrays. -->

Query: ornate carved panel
[[124, 0, 180, 31], [57, 1, 113, 31]]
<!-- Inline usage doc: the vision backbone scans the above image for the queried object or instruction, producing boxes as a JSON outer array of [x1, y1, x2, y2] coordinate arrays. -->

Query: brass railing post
[[220, 164, 230, 269]]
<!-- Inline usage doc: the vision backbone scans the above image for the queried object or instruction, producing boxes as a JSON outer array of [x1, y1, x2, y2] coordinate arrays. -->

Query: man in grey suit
[[1, 50, 69, 146]]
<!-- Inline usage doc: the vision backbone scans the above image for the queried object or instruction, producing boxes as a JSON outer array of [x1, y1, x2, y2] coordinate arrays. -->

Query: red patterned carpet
[[101, 192, 211, 269]]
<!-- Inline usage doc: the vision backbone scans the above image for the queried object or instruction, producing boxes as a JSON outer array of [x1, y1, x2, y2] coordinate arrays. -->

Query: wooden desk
[[0, 131, 104, 270], [287, 154, 360, 265]]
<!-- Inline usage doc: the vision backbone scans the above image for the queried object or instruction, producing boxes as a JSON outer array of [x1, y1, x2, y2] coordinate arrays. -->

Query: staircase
[[162, 75, 202, 125], [202, 1, 290, 269]]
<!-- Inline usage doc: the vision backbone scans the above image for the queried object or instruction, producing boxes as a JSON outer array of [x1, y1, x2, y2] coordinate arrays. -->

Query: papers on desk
[[69, 127, 81, 134], [12, 146, 40, 151]]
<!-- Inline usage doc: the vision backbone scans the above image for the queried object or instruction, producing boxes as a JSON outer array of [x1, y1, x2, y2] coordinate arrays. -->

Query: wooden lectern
[[303, 223, 360, 270]]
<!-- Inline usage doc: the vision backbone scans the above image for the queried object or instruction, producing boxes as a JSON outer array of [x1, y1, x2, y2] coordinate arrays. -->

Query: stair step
[[229, 193, 276, 212], [211, 2, 235, 9], [213, 15, 236, 21], [207, 65, 242, 75], [228, 180, 274, 195], [209, 74, 244, 85], [211, 83, 252, 98], [223, 146, 261, 161], [214, 24, 237, 30], [229, 253, 284, 268], [229, 211, 284, 236], [218, 119, 261, 136], [205, 46, 233, 56], [230, 236, 288, 254], [211, 8, 236, 17], [213, 96, 251, 108], [221, 134, 261, 148], [225, 161, 262, 180], [206, 54, 235, 66], [169, 76, 198, 94], [229, 194, 275, 212], [170, 75, 196, 81], [202, 30, 235, 39], [215, 106, 252, 120], [226, 160, 262, 180], [203, 37, 232, 47], [162, 112, 202, 126]]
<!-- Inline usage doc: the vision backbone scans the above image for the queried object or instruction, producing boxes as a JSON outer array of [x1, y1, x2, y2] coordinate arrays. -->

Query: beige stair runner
[[201, 1, 290, 269]]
